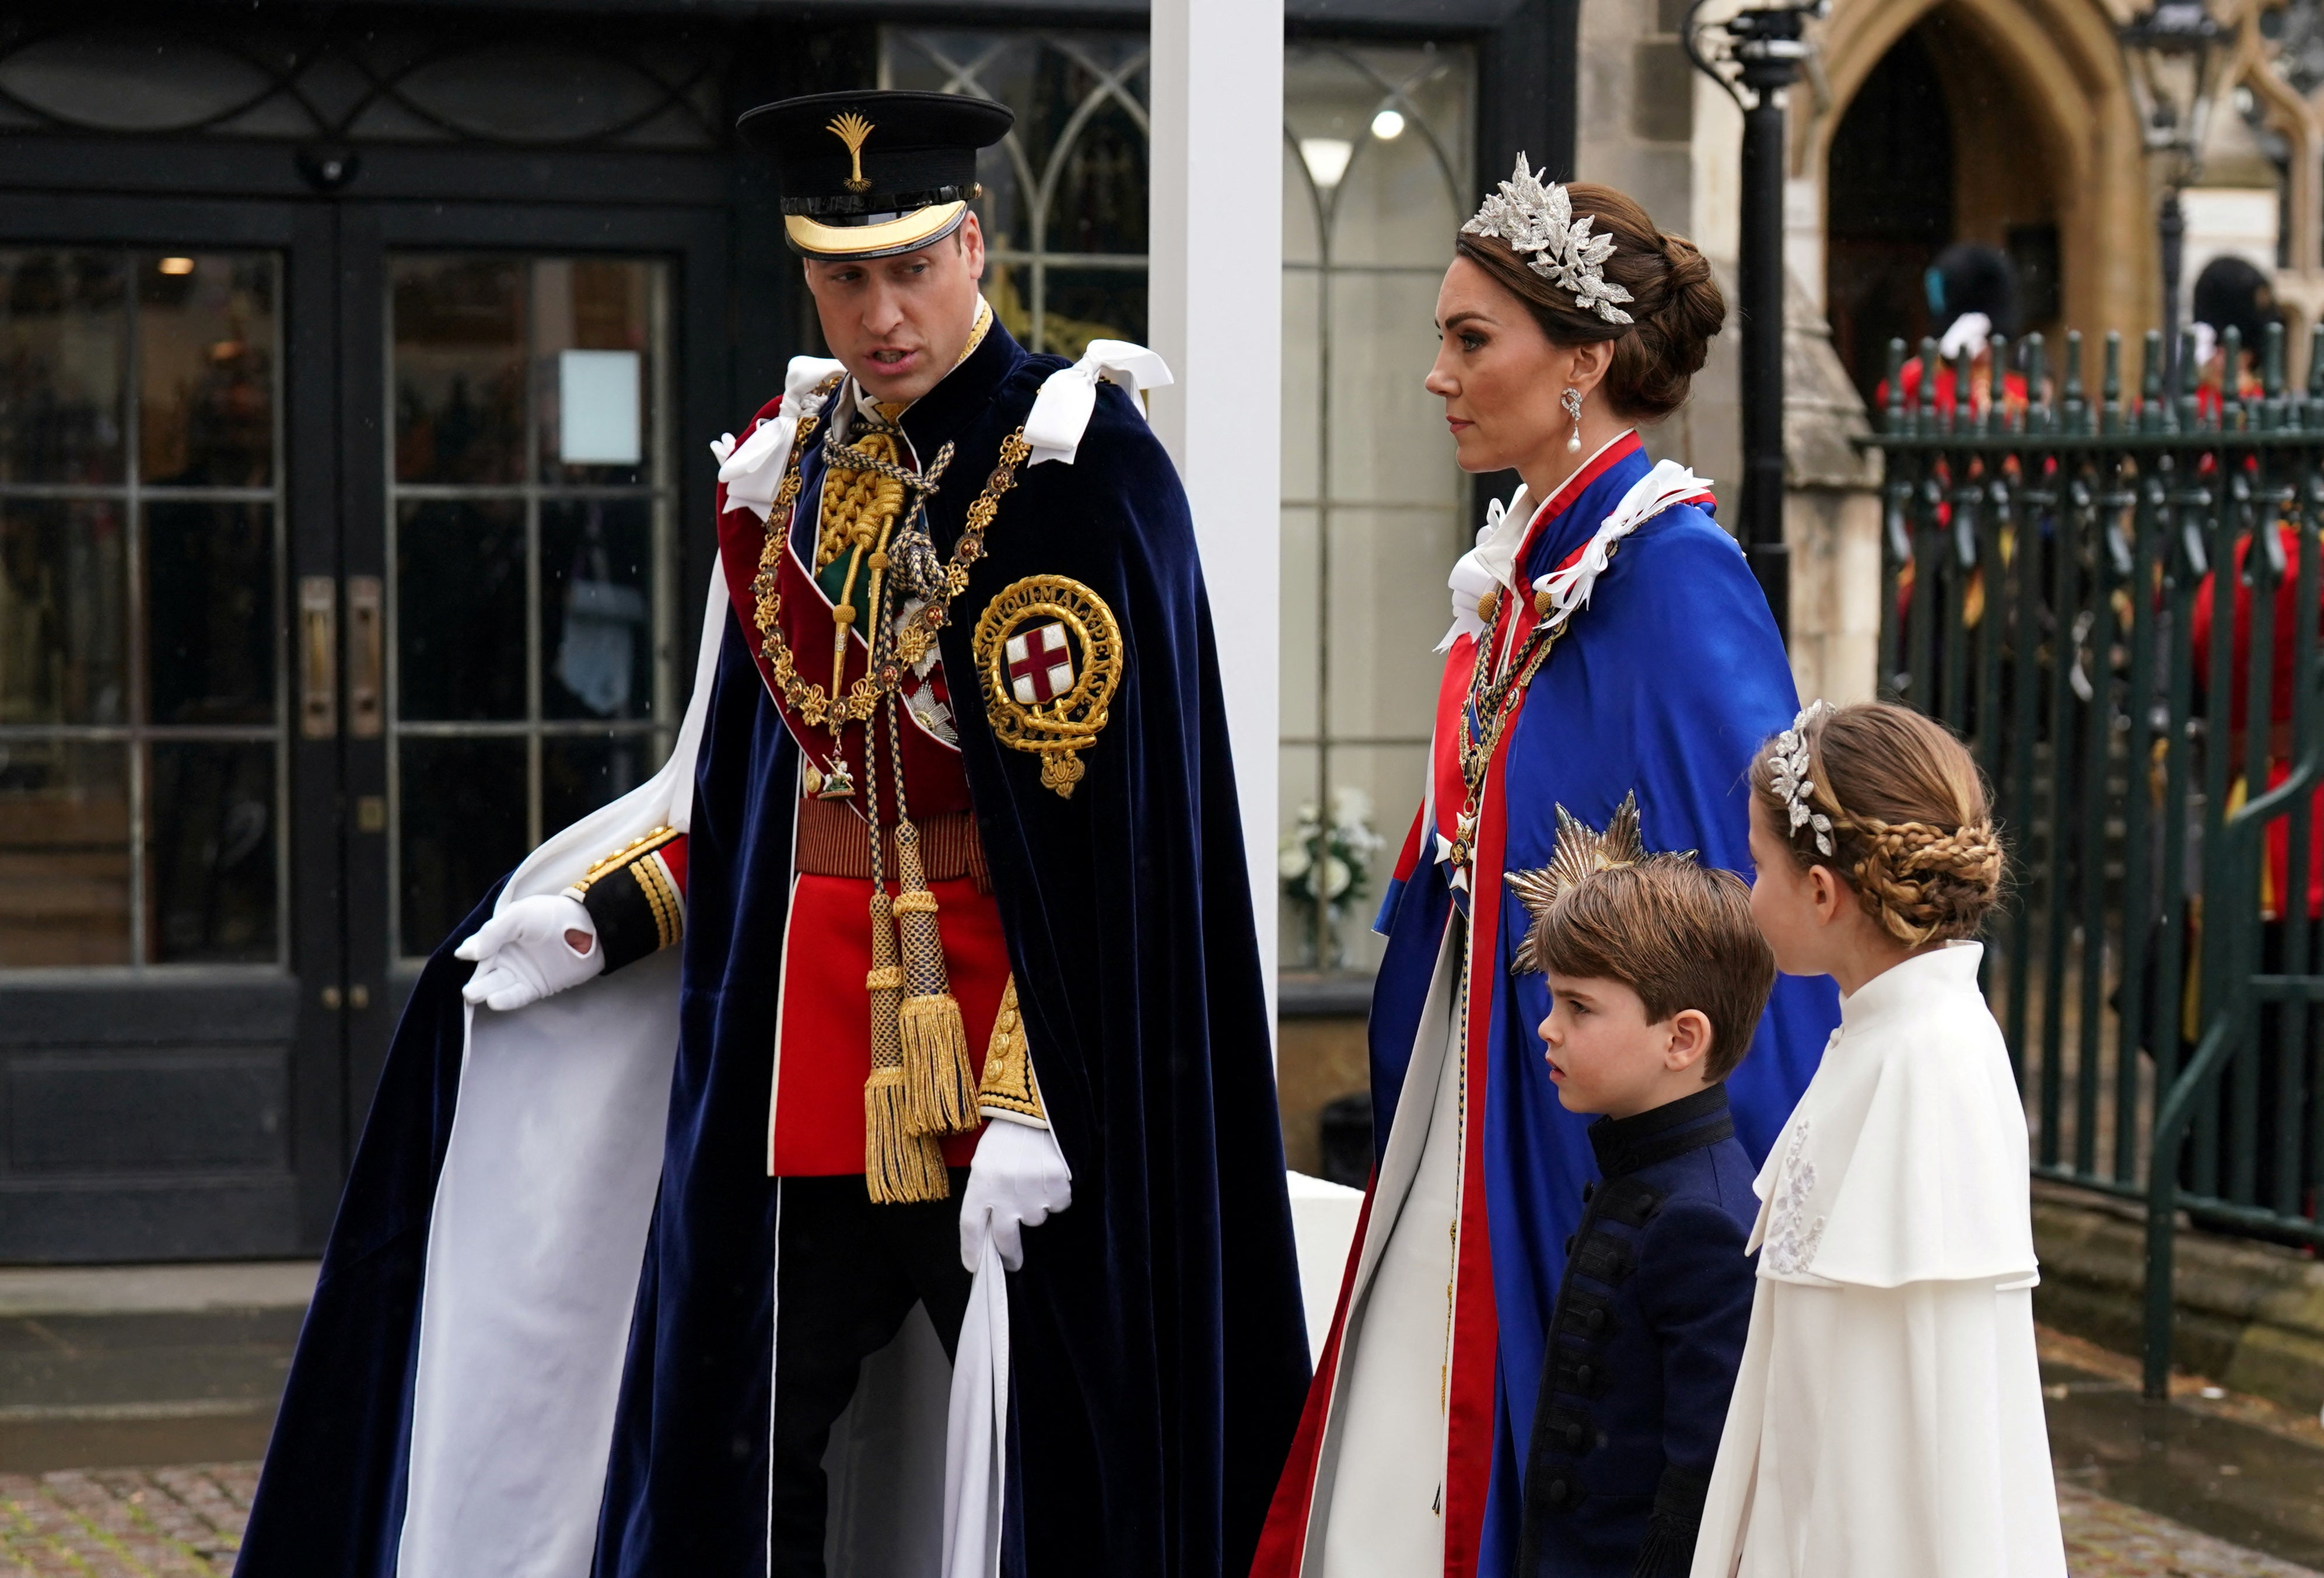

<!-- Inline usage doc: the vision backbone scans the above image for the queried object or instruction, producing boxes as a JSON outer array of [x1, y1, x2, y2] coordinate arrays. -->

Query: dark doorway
[[1826, 27, 1955, 404]]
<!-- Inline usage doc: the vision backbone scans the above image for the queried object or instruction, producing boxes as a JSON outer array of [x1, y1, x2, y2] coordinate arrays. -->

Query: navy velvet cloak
[[235, 324, 1310, 1578]]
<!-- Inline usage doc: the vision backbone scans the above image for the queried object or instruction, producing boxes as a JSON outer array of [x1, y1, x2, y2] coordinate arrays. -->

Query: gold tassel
[[864, 888, 948, 1202], [891, 818, 981, 1137]]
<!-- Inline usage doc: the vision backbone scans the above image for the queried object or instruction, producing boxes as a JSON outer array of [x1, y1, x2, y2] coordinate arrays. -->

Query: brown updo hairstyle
[[1453, 181, 1726, 422], [1748, 702, 2006, 946]]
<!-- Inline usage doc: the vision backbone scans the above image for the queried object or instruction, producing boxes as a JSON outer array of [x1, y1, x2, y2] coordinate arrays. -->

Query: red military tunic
[[729, 379, 1011, 1173], [586, 376, 1013, 1173], [2193, 521, 2324, 921]]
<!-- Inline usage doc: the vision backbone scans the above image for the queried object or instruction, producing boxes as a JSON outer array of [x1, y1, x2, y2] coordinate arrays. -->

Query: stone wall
[[2034, 1183, 2324, 1416], [1783, 273, 1884, 705], [1578, 0, 1884, 704]]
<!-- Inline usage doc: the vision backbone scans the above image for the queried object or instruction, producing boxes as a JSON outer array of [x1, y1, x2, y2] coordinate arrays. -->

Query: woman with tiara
[[1254, 167, 1841, 1578]]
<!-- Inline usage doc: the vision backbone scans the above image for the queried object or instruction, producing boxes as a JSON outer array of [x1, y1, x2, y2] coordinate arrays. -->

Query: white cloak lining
[[395, 568, 722, 1578], [397, 571, 965, 1577], [1299, 919, 1465, 1576]]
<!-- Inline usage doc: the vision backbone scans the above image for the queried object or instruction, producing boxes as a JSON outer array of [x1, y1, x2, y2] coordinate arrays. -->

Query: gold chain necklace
[[747, 375, 1033, 731], [1443, 539, 1621, 869]]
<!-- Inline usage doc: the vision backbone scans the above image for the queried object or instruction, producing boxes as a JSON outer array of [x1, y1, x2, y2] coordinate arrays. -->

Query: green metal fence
[[1864, 326, 2324, 1399]]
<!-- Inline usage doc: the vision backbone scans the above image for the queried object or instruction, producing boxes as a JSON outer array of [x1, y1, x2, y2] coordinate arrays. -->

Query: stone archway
[[1808, 0, 2155, 376], [1824, 26, 1954, 401]]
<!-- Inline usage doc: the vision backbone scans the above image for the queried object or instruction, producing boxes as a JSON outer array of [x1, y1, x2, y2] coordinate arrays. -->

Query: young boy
[[1511, 841, 1774, 1578]]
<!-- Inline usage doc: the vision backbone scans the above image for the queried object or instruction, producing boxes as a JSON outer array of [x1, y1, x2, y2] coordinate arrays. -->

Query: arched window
[[880, 27, 1475, 975], [883, 31, 1151, 358], [1281, 44, 1474, 971]]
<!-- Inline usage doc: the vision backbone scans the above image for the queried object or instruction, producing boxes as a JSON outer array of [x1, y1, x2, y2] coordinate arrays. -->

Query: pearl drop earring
[[1561, 387, 1583, 453]]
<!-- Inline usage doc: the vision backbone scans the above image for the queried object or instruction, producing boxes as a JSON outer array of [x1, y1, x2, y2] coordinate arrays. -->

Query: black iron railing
[[1864, 325, 2324, 1398]]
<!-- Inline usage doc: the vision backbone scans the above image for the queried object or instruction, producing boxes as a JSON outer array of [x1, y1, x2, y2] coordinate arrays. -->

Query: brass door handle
[[300, 576, 337, 740], [347, 575, 383, 739]]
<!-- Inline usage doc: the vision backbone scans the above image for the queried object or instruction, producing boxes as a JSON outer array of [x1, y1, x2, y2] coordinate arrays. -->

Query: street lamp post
[[1685, 1, 1825, 642], [2118, 1, 2232, 392]]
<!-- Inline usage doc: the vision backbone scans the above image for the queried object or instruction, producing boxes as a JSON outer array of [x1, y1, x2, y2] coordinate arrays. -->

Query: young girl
[[1690, 702, 2065, 1578]]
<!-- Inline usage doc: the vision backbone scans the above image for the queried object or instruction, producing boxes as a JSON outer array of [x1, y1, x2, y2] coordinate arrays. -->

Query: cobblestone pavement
[[1, 1465, 251, 1576], [0, 1461, 2316, 1577], [2062, 1483, 2324, 1577]]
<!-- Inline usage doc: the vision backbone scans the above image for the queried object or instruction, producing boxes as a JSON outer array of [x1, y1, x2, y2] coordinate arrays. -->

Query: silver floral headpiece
[[1770, 701, 1838, 856], [1462, 156, 1633, 326]]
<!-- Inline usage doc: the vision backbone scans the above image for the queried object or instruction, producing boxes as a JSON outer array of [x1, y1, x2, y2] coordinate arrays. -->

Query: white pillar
[[1149, 0, 1284, 1015]]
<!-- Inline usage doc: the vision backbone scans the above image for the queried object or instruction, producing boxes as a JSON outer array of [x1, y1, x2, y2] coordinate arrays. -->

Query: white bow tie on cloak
[[1023, 340, 1173, 467], [1528, 459, 1715, 634], [1438, 496, 1526, 653], [710, 355, 847, 521]]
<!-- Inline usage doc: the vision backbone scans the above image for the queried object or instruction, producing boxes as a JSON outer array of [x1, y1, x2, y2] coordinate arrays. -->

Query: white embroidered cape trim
[[1765, 1119, 1827, 1278]]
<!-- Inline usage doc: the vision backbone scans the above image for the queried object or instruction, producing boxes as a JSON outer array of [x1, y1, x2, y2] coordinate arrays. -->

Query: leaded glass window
[[874, 27, 1476, 977], [1282, 45, 1475, 972], [881, 30, 1151, 357], [0, 20, 721, 149]]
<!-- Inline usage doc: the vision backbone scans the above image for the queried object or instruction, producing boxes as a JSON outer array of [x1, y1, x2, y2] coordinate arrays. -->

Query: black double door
[[0, 179, 736, 1262]]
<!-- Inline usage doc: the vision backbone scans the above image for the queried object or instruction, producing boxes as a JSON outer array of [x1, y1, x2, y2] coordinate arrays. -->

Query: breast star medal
[[972, 575, 1124, 798]]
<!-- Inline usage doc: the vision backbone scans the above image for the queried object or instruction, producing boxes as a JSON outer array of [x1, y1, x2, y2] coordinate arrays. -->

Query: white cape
[[1689, 943, 2065, 1578]]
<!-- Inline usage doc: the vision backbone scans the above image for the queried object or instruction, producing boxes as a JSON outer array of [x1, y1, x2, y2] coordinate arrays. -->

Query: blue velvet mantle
[[1348, 440, 1840, 1577]]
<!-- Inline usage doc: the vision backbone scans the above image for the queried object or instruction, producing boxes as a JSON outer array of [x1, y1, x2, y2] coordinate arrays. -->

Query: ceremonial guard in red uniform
[[237, 90, 1310, 1578]]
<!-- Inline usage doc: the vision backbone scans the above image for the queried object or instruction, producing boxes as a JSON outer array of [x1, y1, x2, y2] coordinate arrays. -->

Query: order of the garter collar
[[1461, 156, 1634, 326], [1772, 699, 1836, 856]]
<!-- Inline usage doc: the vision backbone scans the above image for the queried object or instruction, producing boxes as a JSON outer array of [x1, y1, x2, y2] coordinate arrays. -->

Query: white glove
[[958, 1118, 1073, 1272], [454, 894, 603, 1011]]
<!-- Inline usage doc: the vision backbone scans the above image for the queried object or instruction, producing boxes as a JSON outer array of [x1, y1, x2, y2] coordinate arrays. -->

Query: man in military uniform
[[237, 90, 1310, 1578]]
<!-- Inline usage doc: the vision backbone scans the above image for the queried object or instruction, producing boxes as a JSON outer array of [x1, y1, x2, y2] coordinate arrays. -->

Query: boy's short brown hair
[[1528, 856, 1776, 1082]]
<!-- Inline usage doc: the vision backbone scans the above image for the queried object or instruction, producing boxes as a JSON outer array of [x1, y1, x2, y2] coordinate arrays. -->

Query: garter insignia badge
[[972, 575, 1123, 799]]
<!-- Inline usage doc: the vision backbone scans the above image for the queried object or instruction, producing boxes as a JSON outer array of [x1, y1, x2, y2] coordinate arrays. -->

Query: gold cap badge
[[827, 111, 874, 193]]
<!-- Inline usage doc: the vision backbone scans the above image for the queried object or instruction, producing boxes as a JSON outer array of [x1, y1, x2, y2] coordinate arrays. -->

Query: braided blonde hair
[[1749, 703, 2005, 945]]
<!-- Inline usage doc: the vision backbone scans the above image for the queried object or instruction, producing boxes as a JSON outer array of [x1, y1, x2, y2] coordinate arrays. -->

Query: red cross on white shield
[[1005, 621, 1076, 705]]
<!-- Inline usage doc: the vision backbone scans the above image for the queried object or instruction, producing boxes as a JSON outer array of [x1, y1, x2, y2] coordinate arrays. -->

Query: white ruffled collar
[[1474, 429, 1639, 595], [1436, 438, 1714, 653]]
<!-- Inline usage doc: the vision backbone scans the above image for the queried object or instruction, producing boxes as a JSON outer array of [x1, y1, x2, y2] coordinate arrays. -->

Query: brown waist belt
[[794, 795, 992, 894]]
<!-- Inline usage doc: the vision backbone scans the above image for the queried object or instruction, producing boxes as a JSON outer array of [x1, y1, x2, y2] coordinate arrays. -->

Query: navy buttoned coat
[[1518, 1082, 1758, 1577]]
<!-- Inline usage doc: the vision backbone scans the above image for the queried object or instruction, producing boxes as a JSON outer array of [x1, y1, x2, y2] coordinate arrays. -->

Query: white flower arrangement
[[1280, 787, 1388, 968]]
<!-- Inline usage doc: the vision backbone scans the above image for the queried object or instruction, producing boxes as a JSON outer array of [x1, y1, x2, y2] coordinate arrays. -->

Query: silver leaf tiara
[[1771, 701, 1838, 856], [1462, 156, 1634, 326]]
